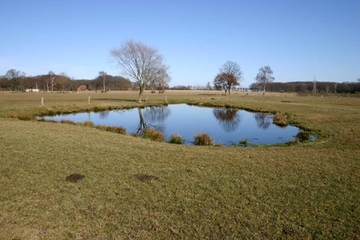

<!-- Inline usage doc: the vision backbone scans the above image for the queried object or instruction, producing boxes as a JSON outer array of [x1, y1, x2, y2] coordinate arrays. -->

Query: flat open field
[[0, 91, 359, 239]]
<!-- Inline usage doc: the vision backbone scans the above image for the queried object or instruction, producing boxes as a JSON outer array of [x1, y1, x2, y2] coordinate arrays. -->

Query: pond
[[43, 104, 302, 146]]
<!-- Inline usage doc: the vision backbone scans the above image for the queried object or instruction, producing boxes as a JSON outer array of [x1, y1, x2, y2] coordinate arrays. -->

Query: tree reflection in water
[[213, 108, 241, 132], [136, 106, 171, 135], [99, 111, 109, 119], [254, 113, 272, 129]]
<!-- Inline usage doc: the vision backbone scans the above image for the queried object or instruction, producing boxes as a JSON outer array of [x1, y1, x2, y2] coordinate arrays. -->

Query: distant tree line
[[0, 69, 136, 92], [249, 81, 360, 94]]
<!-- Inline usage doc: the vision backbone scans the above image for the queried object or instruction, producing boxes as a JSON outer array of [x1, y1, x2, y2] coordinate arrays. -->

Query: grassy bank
[[0, 91, 359, 239]]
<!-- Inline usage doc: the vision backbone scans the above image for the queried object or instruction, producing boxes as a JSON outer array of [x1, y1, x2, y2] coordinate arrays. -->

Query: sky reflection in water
[[45, 104, 300, 145]]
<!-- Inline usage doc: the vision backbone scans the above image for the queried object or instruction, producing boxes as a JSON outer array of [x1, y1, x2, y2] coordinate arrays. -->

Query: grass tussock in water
[[194, 132, 213, 145], [168, 134, 184, 144], [143, 128, 165, 142], [273, 112, 288, 126]]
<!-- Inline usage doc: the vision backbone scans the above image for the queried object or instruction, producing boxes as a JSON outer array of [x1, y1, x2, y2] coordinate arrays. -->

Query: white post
[[88, 96, 91, 103], [41, 97, 44, 106]]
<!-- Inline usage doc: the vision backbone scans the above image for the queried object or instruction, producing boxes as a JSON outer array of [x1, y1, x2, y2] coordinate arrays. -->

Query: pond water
[[43, 104, 302, 146]]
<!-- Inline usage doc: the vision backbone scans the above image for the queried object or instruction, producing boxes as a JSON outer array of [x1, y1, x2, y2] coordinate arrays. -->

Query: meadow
[[0, 90, 359, 239]]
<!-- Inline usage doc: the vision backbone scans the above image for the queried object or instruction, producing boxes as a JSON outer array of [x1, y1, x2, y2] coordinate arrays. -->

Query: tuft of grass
[[273, 112, 288, 127], [17, 115, 35, 121], [60, 119, 75, 125], [296, 130, 311, 142], [194, 132, 213, 145], [80, 121, 95, 128], [96, 125, 127, 135], [143, 129, 165, 142], [239, 138, 248, 147], [168, 134, 184, 144]]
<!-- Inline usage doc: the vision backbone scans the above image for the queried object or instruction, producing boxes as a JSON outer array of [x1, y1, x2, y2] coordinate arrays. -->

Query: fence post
[[41, 97, 44, 106]]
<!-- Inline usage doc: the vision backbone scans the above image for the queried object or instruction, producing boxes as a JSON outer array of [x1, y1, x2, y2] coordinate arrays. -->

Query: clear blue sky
[[1, 0, 359, 88]]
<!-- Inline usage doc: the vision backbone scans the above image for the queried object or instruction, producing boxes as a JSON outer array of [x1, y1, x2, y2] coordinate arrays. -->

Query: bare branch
[[255, 66, 275, 92], [214, 61, 242, 95], [110, 40, 170, 102]]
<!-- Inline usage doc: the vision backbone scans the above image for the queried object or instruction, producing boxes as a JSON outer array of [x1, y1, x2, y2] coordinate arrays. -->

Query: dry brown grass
[[0, 91, 359, 239]]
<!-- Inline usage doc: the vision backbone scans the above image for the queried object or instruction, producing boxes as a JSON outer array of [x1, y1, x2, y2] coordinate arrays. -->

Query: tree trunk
[[138, 87, 144, 102]]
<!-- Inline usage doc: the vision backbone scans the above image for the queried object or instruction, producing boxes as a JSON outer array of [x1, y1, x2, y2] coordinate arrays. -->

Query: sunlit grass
[[0, 91, 359, 239]]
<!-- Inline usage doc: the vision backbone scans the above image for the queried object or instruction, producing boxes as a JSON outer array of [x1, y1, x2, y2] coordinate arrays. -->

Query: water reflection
[[43, 104, 301, 145], [254, 113, 272, 130], [213, 108, 241, 132], [136, 106, 171, 135], [99, 111, 109, 119], [143, 106, 171, 122]]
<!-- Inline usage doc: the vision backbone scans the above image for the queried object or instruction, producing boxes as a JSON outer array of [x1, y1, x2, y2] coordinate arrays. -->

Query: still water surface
[[44, 104, 301, 145]]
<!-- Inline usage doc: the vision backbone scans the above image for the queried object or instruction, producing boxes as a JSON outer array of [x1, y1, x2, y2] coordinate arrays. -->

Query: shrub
[[194, 132, 213, 146], [168, 134, 184, 144], [143, 129, 165, 142]]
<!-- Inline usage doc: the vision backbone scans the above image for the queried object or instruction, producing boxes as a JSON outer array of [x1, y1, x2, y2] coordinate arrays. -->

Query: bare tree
[[213, 61, 242, 95], [213, 108, 241, 132], [154, 64, 171, 93], [214, 73, 231, 95], [48, 71, 56, 92], [110, 40, 170, 102], [99, 71, 107, 92], [56, 72, 70, 92], [205, 82, 211, 90], [255, 66, 274, 92], [254, 113, 272, 129], [5, 69, 25, 92]]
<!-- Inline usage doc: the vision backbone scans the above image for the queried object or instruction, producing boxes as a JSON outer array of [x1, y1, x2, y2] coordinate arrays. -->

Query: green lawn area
[[0, 91, 359, 239]]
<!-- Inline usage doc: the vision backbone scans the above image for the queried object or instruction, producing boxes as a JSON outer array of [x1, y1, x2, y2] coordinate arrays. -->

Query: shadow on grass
[[94, 98, 138, 103], [134, 174, 158, 182]]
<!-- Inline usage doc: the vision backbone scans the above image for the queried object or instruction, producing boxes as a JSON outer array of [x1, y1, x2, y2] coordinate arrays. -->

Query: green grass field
[[0, 91, 359, 239]]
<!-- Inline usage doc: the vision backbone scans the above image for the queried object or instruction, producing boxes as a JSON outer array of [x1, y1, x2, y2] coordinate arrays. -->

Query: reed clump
[[80, 121, 95, 128], [273, 112, 288, 127], [143, 129, 165, 142], [168, 134, 184, 144], [96, 125, 127, 135], [194, 132, 213, 145]]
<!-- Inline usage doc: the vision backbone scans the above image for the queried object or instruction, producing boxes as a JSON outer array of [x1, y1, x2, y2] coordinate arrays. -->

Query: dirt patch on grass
[[134, 174, 158, 182], [66, 173, 85, 182]]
